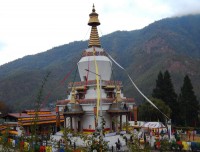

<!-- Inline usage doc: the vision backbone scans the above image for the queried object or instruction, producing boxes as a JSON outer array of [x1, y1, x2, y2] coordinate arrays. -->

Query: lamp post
[[85, 69, 103, 137]]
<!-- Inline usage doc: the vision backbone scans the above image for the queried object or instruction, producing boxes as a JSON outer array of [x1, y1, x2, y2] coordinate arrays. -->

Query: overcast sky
[[0, 0, 200, 66]]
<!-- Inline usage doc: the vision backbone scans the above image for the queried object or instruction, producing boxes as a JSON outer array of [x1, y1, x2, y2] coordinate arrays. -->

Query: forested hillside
[[0, 14, 200, 111]]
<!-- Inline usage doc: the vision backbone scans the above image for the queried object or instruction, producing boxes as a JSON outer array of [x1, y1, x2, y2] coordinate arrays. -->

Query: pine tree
[[152, 71, 164, 99], [152, 71, 178, 123], [178, 75, 199, 126], [163, 71, 178, 123], [163, 71, 177, 106]]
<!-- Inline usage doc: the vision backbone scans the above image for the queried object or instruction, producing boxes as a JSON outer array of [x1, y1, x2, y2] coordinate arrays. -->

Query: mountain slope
[[0, 14, 200, 111]]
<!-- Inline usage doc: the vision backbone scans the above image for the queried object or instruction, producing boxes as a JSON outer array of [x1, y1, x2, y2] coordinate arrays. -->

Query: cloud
[[163, 0, 200, 17]]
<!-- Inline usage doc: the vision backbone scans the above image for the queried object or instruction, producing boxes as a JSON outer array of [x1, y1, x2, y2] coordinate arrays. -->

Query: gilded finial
[[114, 85, 122, 103], [70, 87, 77, 103], [88, 4, 101, 48], [92, 4, 95, 12]]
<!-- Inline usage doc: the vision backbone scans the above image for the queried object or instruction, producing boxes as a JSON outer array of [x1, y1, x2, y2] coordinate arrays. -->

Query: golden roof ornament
[[114, 85, 123, 103], [88, 4, 101, 48], [70, 87, 77, 103]]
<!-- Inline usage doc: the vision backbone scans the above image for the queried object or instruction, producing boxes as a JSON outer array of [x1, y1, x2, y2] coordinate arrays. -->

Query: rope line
[[106, 52, 170, 120], [84, 55, 90, 94], [71, 67, 78, 88], [82, 27, 91, 41], [41, 55, 82, 108]]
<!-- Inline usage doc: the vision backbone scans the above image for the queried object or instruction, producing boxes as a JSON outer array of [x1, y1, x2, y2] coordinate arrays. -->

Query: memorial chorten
[[56, 5, 135, 134]]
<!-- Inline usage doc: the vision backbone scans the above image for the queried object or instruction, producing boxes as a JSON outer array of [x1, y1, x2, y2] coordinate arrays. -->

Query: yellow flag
[[93, 47, 100, 124]]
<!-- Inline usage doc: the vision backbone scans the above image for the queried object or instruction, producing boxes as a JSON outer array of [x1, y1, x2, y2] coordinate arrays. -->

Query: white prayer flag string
[[106, 52, 169, 120]]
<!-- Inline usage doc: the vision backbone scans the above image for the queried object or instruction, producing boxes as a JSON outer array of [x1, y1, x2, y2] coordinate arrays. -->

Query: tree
[[152, 71, 164, 99], [0, 101, 11, 116], [162, 71, 177, 107], [138, 98, 171, 122], [162, 71, 178, 123], [152, 71, 178, 123], [178, 75, 199, 126]]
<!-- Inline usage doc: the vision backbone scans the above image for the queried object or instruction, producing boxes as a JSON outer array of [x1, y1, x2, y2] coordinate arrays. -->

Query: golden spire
[[88, 4, 101, 48]]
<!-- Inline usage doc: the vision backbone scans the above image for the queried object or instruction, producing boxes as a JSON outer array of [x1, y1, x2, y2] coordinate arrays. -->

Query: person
[[118, 138, 120, 144], [115, 142, 121, 151], [188, 130, 191, 141], [111, 145, 114, 152], [123, 103, 128, 110], [144, 133, 146, 143], [64, 106, 69, 112], [150, 130, 153, 138]]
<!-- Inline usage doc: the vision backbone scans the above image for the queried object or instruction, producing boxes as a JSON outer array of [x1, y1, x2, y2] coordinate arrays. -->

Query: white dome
[[78, 47, 112, 81]]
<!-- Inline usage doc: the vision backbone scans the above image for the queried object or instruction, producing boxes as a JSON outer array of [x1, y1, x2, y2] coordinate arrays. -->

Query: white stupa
[[56, 5, 135, 134]]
